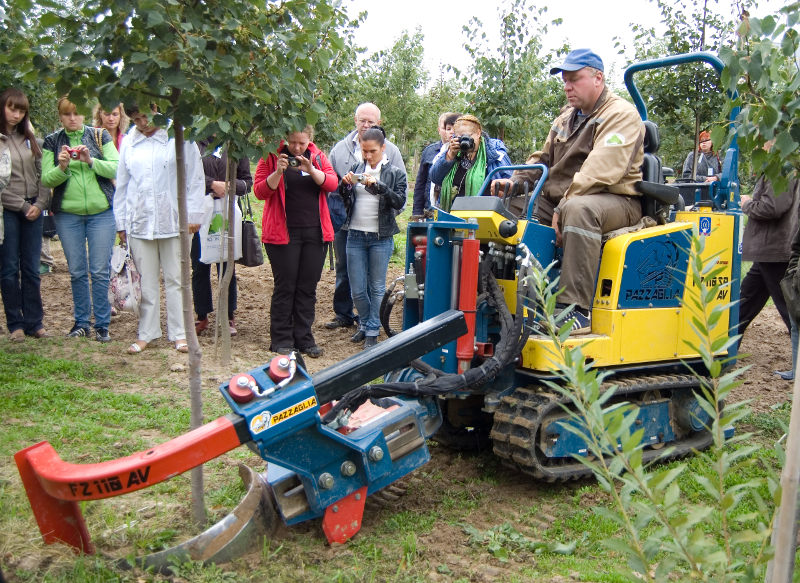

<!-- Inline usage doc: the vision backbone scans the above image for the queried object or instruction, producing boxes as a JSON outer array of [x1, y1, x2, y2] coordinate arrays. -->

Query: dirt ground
[[33, 238, 794, 414]]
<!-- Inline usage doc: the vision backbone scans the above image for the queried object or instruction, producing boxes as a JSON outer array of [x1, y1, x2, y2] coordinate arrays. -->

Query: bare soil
[[35, 239, 794, 410]]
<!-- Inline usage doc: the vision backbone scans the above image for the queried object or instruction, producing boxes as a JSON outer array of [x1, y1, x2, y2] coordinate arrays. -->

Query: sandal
[[127, 340, 148, 354], [175, 340, 189, 353]]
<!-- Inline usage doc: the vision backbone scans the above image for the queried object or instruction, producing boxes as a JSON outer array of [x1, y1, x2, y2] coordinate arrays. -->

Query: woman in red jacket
[[253, 126, 338, 357]]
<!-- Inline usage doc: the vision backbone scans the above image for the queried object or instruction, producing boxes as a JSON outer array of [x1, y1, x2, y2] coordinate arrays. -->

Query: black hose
[[322, 263, 525, 424]]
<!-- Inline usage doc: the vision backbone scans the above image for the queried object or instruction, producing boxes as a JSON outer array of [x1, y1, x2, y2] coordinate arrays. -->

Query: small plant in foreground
[[522, 234, 779, 581]]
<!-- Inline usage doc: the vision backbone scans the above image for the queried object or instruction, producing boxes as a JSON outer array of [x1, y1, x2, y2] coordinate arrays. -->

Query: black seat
[[636, 120, 683, 223]]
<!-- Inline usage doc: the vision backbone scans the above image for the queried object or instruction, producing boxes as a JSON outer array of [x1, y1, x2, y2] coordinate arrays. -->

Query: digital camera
[[457, 135, 475, 153], [354, 173, 367, 183], [287, 156, 300, 168], [67, 147, 80, 160]]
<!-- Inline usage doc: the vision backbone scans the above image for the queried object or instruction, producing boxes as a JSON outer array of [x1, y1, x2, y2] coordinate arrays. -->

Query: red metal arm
[[14, 414, 245, 553]]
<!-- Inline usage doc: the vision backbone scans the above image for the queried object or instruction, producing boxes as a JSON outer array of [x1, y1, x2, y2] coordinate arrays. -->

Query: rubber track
[[490, 374, 714, 482]]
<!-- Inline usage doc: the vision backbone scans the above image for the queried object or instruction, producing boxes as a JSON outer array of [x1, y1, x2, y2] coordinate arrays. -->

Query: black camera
[[287, 156, 300, 168], [457, 135, 475, 153]]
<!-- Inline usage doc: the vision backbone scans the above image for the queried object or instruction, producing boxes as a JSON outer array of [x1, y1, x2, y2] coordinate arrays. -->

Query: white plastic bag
[[199, 197, 242, 264], [108, 245, 141, 316]]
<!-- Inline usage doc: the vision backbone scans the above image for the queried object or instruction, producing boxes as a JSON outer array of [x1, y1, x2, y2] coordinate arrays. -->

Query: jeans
[[190, 232, 237, 320], [265, 226, 326, 350], [54, 209, 116, 330], [0, 209, 43, 333], [346, 229, 393, 337], [333, 228, 357, 324]]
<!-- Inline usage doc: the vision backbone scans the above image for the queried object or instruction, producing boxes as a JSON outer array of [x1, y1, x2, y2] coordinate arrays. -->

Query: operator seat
[[636, 120, 682, 224]]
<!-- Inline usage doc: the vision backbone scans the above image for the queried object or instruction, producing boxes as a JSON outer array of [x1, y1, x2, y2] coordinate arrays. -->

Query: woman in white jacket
[[114, 105, 205, 354]]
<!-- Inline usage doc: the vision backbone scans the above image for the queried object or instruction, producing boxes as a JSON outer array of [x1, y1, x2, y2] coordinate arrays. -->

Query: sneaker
[[350, 330, 365, 343], [67, 324, 90, 338], [325, 318, 354, 329], [95, 328, 111, 343], [363, 336, 378, 349], [561, 307, 591, 335], [301, 345, 323, 358]]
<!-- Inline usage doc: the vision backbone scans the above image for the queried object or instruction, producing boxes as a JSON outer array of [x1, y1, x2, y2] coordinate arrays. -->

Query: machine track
[[490, 374, 714, 482]]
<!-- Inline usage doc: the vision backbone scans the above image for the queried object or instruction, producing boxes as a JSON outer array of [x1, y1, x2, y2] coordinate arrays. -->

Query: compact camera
[[457, 135, 475, 153], [353, 173, 367, 183], [287, 156, 300, 168], [67, 147, 80, 160]]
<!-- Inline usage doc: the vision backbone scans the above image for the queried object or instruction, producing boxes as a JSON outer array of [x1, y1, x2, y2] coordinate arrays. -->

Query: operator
[[492, 48, 645, 335], [325, 102, 406, 332]]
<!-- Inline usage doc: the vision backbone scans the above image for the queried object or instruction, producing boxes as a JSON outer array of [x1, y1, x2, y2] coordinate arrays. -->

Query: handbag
[[781, 266, 800, 325], [236, 193, 264, 267], [108, 244, 141, 316]]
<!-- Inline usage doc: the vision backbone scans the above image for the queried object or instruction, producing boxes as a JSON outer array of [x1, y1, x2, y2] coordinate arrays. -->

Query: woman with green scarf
[[429, 114, 513, 212]]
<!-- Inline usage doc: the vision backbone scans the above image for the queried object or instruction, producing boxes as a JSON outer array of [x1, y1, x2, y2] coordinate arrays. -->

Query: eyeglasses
[[356, 118, 377, 126]]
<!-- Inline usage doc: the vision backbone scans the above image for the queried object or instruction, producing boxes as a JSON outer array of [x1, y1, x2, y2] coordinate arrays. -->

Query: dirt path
[[35, 237, 794, 409]]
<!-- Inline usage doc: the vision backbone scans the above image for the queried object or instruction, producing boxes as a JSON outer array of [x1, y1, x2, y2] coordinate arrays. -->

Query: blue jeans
[[54, 209, 116, 330], [0, 209, 43, 333], [346, 229, 393, 337]]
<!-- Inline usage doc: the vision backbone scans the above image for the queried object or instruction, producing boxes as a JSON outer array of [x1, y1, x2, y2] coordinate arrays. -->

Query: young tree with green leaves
[[719, 4, 799, 195], [627, 0, 735, 174], [7, 0, 351, 526], [456, 0, 564, 163]]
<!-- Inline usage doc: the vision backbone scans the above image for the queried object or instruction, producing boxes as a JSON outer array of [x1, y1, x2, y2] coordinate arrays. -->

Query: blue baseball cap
[[549, 48, 604, 75]]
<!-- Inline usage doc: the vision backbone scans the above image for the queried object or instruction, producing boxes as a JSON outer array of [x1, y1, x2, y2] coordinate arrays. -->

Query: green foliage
[[523, 233, 778, 580], [6, 0, 353, 160], [719, 4, 800, 194], [628, 0, 734, 173], [457, 0, 564, 162]]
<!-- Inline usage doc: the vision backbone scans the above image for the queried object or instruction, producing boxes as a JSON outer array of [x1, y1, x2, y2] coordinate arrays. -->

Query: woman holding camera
[[429, 114, 512, 212], [0, 88, 51, 341], [339, 126, 407, 349], [42, 96, 119, 342], [253, 125, 338, 357]]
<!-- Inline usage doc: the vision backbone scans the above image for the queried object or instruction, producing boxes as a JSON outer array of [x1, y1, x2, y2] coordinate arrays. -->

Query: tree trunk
[[766, 365, 800, 582], [173, 120, 206, 528], [214, 153, 237, 365]]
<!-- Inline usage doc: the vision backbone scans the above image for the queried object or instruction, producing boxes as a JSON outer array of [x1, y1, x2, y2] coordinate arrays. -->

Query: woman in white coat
[[114, 105, 205, 354]]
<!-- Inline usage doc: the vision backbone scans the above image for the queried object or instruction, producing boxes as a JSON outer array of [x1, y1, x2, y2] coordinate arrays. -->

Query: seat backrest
[[639, 121, 672, 223]]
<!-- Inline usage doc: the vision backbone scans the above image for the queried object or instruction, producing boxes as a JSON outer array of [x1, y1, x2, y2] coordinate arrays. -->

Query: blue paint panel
[[543, 400, 676, 458], [618, 233, 691, 308], [520, 221, 557, 272]]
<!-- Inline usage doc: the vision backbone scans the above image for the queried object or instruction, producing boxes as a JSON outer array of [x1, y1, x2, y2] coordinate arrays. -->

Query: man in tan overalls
[[493, 48, 645, 334]]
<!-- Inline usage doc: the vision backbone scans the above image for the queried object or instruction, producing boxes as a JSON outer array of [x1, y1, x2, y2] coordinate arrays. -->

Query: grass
[[0, 276, 793, 581]]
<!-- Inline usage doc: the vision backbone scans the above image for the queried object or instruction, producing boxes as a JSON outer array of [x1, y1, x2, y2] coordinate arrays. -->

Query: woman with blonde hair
[[92, 103, 129, 152], [429, 114, 513, 212], [42, 96, 119, 341]]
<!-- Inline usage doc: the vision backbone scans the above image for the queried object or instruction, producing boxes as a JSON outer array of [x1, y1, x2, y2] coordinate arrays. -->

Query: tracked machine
[[14, 53, 742, 563]]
